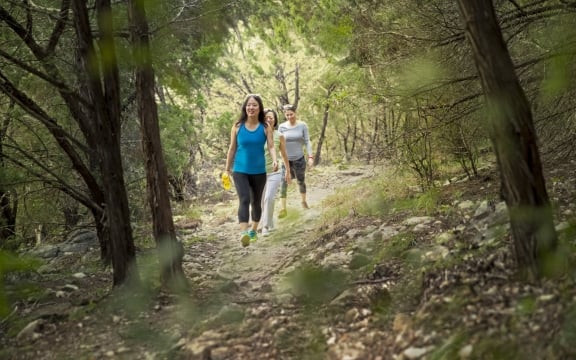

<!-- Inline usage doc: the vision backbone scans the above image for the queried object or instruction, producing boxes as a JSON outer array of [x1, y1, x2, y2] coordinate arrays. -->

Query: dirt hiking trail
[[161, 164, 379, 359], [194, 165, 375, 298]]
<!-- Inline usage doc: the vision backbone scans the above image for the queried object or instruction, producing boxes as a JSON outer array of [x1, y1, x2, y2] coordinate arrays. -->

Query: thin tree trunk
[[128, 0, 186, 289], [315, 84, 336, 165], [456, 0, 559, 281], [0, 101, 17, 243], [0, 190, 17, 243], [367, 110, 380, 164]]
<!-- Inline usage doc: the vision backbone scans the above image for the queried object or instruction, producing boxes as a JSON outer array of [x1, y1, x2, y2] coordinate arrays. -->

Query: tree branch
[[0, 5, 46, 59], [0, 70, 103, 204], [0, 48, 85, 104], [45, 0, 71, 56], [1, 144, 101, 213], [506, 0, 527, 16]]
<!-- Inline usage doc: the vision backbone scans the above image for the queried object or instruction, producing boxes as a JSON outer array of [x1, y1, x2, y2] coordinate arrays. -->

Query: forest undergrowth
[[1, 159, 576, 360]]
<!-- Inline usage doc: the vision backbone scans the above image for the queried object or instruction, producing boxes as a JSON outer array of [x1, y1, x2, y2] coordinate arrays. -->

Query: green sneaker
[[278, 209, 287, 219], [240, 231, 250, 247], [248, 229, 257, 243]]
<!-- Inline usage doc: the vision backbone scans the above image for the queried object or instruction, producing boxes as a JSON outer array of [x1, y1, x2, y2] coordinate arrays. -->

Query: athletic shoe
[[262, 227, 270, 237], [278, 209, 287, 219], [248, 229, 257, 242], [240, 231, 250, 247]]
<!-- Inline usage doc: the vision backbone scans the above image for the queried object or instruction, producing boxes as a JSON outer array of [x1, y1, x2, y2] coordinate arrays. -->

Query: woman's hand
[[272, 160, 278, 172], [307, 156, 314, 167], [285, 169, 292, 184]]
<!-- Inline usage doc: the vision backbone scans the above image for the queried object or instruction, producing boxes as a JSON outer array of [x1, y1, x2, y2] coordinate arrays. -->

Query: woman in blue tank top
[[224, 94, 278, 247]]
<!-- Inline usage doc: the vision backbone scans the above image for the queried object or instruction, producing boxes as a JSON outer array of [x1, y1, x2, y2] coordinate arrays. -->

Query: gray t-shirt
[[278, 121, 313, 161]]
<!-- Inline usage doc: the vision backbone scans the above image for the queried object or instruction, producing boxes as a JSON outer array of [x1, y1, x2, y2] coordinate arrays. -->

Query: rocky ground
[[1, 161, 575, 360]]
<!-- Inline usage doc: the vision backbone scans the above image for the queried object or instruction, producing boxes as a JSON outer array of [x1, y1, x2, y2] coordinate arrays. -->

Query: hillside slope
[[2, 162, 575, 360]]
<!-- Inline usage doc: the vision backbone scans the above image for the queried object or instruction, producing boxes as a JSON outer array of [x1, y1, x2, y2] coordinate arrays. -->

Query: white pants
[[260, 171, 282, 230]]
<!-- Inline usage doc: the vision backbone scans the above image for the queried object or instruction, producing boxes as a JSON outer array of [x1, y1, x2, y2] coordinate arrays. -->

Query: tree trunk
[[367, 108, 380, 164], [315, 104, 329, 165], [456, 0, 559, 281], [72, 0, 138, 286], [128, 0, 186, 289], [276, 64, 300, 109], [0, 101, 17, 244], [315, 83, 336, 165], [0, 189, 17, 243]]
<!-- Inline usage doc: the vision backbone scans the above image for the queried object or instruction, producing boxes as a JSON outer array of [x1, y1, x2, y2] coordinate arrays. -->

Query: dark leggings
[[232, 172, 267, 223], [280, 156, 307, 198]]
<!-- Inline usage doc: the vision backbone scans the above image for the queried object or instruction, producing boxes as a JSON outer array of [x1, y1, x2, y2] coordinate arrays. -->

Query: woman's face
[[265, 112, 275, 127], [284, 110, 296, 122], [245, 97, 260, 117]]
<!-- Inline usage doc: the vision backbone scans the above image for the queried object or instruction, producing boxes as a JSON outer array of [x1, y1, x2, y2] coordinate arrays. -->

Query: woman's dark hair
[[264, 108, 278, 129], [282, 104, 296, 112], [237, 94, 266, 126]]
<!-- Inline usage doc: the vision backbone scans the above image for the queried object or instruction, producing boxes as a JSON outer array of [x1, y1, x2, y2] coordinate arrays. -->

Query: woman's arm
[[225, 124, 238, 173], [266, 126, 278, 171], [279, 135, 291, 183], [302, 122, 314, 166]]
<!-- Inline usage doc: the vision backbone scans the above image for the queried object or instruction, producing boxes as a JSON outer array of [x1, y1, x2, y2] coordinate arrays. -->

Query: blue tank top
[[233, 123, 267, 174]]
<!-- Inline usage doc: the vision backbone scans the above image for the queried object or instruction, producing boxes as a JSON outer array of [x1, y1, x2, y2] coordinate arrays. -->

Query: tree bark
[[315, 83, 336, 165], [456, 0, 558, 281], [72, 0, 138, 286], [128, 0, 186, 289], [0, 190, 17, 243], [0, 101, 17, 244]]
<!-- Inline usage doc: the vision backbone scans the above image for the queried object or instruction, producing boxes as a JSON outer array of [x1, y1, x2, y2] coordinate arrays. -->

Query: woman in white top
[[259, 109, 291, 235], [277, 104, 314, 218]]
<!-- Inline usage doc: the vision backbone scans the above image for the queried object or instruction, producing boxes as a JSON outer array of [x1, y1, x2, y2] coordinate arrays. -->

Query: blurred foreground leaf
[[285, 263, 349, 306], [0, 251, 41, 317]]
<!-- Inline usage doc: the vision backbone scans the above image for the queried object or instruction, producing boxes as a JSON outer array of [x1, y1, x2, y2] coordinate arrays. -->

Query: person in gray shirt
[[277, 104, 314, 218]]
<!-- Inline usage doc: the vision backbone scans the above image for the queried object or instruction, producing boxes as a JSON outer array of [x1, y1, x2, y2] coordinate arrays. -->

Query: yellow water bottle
[[221, 171, 232, 190]]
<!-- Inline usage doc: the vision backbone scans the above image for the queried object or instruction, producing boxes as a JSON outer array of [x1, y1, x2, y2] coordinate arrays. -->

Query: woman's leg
[[232, 172, 251, 238], [280, 165, 288, 200], [249, 173, 268, 232], [278, 165, 289, 217], [260, 174, 272, 230], [261, 172, 282, 229], [292, 157, 308, 207]]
